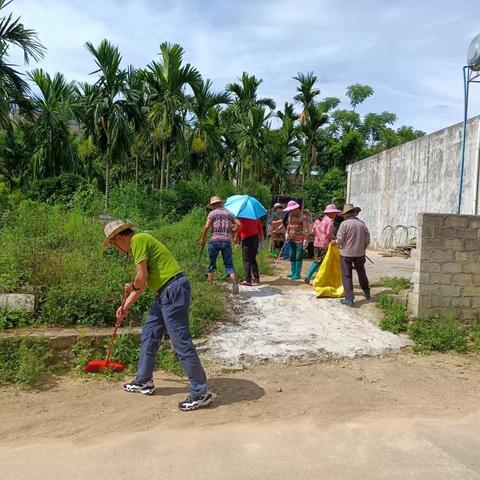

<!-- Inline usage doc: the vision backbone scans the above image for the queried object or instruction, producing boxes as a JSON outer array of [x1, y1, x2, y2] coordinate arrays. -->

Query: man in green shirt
[[103, 220, 213, 411]]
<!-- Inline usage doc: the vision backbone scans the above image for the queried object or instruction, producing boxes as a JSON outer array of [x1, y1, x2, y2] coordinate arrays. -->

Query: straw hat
[[283, 200, 300, 212], [273, 203, 283, 209], [340, 203, 361, 216], [324, 203, 342, 214], [207, 196, 224, 209], [103, 220, 137, 249]]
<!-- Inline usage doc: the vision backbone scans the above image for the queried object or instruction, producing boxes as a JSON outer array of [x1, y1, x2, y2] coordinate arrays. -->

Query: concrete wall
[[347, 116, 480, 246], [409, 213, 480, 319]]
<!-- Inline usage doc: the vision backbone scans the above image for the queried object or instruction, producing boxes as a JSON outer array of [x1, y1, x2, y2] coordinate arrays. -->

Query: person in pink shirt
[[304, 203, 342, 284]]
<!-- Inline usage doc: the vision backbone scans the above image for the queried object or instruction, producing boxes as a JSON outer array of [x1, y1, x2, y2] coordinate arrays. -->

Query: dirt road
[[1, 353, 480, 479], [2, 253, 480, 479]]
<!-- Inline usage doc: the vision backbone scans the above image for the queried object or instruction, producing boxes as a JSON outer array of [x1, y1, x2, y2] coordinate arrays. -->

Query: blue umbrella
[[224, 195, 267, 220]]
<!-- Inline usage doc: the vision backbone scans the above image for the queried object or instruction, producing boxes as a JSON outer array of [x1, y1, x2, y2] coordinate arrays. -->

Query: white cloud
[[6, 0, 480, 133]]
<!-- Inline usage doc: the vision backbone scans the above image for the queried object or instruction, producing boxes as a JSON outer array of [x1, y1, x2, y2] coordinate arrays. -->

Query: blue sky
[[8, 0, 480, 134]]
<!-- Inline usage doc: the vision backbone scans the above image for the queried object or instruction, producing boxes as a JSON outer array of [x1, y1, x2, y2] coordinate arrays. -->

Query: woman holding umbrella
[[224, 195, 267, 286]]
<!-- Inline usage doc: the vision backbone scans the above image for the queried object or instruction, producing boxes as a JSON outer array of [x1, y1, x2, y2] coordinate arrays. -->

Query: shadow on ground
[[156, 377, 266, 407]]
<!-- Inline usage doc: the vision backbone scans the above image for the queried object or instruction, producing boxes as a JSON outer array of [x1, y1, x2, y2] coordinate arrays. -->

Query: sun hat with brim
[[324, 203, 342, 214], [207, 196, 224, 209], [103, 220, 137, 250], [340, 204, 361, 216], [273, 203, 283, 209], [283, 200, 300, 212]]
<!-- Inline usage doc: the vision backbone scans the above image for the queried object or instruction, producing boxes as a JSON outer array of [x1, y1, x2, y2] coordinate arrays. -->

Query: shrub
[[0, 308, 37, 330], [378, 301, 408, 334], [380, 276, 411, 294], [0, 337, 53, 389], [27, 173, 86, 205], [408, 316, 468, 353]]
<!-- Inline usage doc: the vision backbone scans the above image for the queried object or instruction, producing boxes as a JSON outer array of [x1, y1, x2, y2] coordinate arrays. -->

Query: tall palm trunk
[[104, 152, 111, 210], [160, 139, 166, 191]]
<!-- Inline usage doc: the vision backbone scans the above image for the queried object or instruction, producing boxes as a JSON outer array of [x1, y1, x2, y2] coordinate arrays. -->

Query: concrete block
[[423, 215, 446, 227], [441, 263, 463, 274], [419, 284, 441, 295], [471, 297, 480, 308], [444, 239, 465, 251], [445, 216, 470, 228], [430, 250, 454, 262], [459, 308, 479, 319], [450, 297, 472, 308], [419, 262, 441, 273], [464, 263, 480, 274], [429, 273, 452, 284], [464, 240, 480, 252], [433, 227, 460, 239], [422, 238, 447, 249], [420, 225, 434, 238], [439, 284, 461, 297], [0, 294, 35, 313], [472, 274, 480, 286], [470, 219, 480, 229], [430, 295, 450, 307], [463, 286, 480, 296], [452, 273, 473, 286], [455, 252, 470, 262], [457, 229, 478, 239]]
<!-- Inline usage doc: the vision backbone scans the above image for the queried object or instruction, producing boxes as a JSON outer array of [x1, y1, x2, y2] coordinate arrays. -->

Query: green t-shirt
[[130, 233, 183, 293]]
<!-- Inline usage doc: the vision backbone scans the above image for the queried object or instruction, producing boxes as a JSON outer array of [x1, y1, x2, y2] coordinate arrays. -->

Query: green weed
[[379, 276, 411, 294], [0, 308, 38, 330], [407, 316, 468, 353]]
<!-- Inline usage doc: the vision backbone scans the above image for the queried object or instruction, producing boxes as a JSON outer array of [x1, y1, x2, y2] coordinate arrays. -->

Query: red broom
[[84, 299, 127, 373]]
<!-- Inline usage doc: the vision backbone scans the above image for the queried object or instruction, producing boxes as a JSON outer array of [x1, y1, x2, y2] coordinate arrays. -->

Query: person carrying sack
[[304, 204, 341, 284], [333, 204, 371, 306]]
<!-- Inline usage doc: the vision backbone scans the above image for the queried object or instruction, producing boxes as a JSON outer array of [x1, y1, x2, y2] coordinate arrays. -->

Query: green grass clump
[[0, 308, 38, 330], [379, 276, 411, 294], [376, 294, 408, 334], [467, 321, 480, 352], [0, 337, 53, 389], [407, 316, 468, 353]]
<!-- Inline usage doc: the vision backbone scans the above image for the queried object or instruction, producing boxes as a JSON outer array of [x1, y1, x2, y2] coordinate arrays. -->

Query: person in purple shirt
[[333, 204, 371, 306], [199, 196, 241, 294]]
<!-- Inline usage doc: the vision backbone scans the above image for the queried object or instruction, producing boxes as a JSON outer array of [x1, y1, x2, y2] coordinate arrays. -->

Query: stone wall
[[409, 213, 480, 319], [347, 116, 480, 246]]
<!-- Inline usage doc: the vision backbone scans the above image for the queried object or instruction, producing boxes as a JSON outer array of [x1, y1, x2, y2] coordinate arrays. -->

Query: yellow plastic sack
[[312, 244, 344, 298]]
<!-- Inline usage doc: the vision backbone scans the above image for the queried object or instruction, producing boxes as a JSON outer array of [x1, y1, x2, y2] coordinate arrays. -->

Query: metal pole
[[457, 66, 470, 214]]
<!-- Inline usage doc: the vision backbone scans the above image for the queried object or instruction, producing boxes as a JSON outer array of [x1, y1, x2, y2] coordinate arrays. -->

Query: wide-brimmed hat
[[103, 220, 137, 250], [283, 200, 300, 212], [207, 196, 224, 209], [340, 203, 361, 216], [273, 203, 283, 209], [324, 203, 342, 214]]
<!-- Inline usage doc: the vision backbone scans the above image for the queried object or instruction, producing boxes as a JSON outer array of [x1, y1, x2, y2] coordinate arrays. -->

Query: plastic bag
[[312, 244, 344, 298]]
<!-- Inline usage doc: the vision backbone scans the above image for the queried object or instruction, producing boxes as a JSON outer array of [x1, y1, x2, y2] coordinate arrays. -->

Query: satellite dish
[[467, 33, 480, 70]]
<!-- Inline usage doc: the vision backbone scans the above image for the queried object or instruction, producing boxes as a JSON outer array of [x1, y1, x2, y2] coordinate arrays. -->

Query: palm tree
[[26, 69, 79, 179], [189, 79, 230, 176], [83, 39, 139, 209], [144, 42, 201, 190], [0, 0, 45, 128], [226, 72, 276, 186]]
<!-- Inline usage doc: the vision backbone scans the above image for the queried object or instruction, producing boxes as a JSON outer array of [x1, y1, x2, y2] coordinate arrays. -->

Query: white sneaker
[[123, 379, 155, 396], [178, 391, 214, 411]]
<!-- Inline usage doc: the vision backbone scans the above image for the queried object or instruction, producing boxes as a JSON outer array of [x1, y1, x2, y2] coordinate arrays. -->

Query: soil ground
[[1, 251, 480, 479]]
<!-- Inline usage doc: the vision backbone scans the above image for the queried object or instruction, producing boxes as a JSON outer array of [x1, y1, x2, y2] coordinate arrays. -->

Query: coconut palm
[[0, 0, 45, 128]]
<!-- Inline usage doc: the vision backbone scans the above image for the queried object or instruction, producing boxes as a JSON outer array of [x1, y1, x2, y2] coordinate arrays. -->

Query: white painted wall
[[347, 116, 480, 246]]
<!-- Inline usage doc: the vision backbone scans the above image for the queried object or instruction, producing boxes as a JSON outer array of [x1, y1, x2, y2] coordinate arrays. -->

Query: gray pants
[[136, 274, 208, 397]]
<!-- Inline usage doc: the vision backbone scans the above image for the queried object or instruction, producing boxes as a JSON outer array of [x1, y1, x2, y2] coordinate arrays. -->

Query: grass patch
[[376, 294, 408, 334], [378, 276, 411, 294], [407, 316, 468, 353], [0, 308, 39, 330], [0, 337, 53, 389]]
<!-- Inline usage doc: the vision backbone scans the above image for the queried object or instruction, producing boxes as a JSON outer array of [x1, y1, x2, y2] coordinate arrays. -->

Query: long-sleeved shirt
[[312, 216, 335, 248], [336, 217, 370, 257]]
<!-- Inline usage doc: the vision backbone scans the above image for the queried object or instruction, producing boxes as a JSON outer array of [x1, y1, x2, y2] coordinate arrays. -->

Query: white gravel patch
[[208, 285, 412, 365]]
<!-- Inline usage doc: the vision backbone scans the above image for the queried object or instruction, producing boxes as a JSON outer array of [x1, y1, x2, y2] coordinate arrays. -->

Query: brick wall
[[409, 213, 480, 319]]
